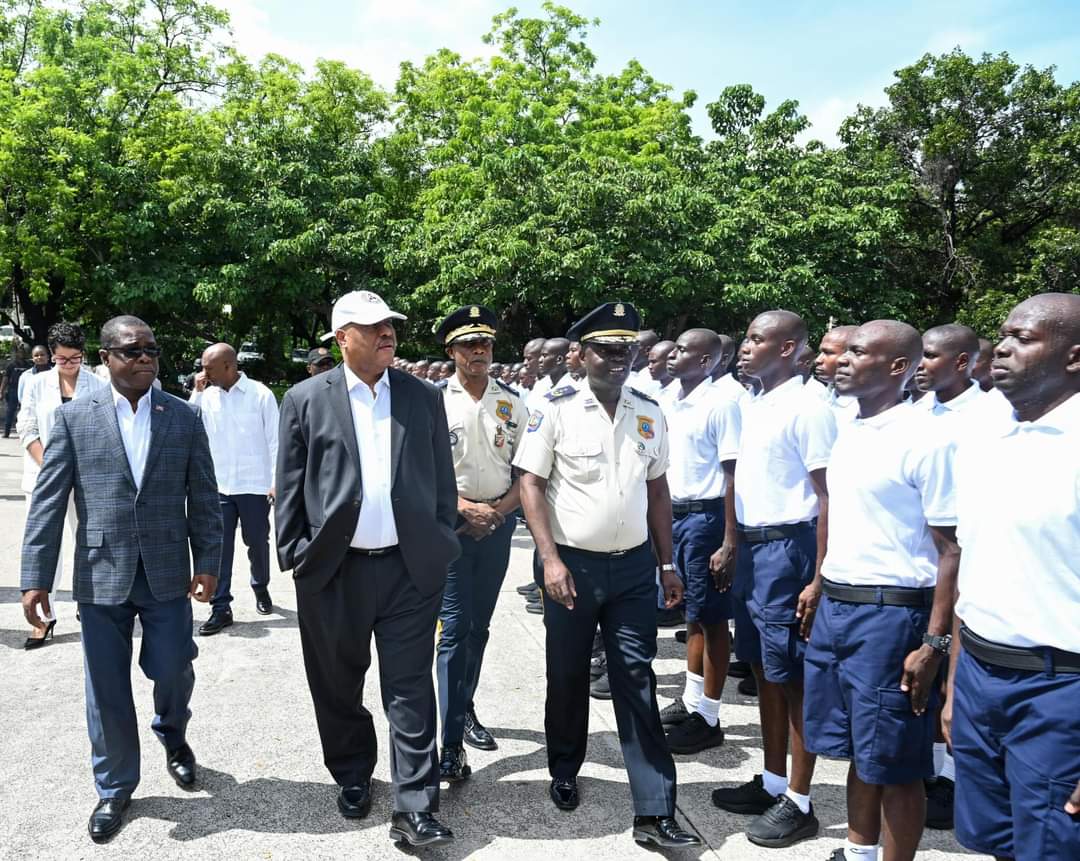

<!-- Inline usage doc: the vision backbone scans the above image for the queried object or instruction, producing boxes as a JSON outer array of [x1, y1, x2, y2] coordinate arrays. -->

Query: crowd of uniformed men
[[15, 288, 1080, 859]]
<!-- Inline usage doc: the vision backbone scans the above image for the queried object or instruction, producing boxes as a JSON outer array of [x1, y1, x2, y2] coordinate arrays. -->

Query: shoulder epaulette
[[435, 379, 448, 389], [495, 380, 519, 397], [545, 385, 578, 402], [629, 387, 659, 406]]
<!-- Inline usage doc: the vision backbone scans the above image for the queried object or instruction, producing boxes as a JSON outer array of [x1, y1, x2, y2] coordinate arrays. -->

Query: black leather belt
[[465, 494, 506, 505], [738, 520, 815, 543], [961, 626, 1080, 674], [347, 546, 399, 557], [823, 579, 935, 608], [558, 541, 649, 560], [672, 498, 724, 516]]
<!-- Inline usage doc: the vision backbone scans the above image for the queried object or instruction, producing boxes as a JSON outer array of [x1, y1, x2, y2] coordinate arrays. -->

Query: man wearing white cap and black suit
[[275, 290, 461, 847]]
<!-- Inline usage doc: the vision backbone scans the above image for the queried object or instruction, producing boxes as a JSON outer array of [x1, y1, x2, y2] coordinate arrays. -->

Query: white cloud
[[926, 28, 987, 55], [800, 79, 890, 148]]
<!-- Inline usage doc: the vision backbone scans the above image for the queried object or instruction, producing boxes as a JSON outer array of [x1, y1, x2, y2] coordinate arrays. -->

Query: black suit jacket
[[275, 365, 460, 597]]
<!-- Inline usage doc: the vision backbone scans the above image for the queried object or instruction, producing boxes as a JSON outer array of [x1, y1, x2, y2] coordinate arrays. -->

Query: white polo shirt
[[807, 376, 859, 420], [711, 373, 749, 404], [915, 380, 984, 416], [735, 376, 837, 527], [662, 380, 741, 502], [823, 404, 957, 588], [955, 393, 1080, 651]]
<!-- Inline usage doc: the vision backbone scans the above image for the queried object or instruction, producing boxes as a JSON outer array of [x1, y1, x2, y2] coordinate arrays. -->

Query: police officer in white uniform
[[945, 293, 1080, 861], [433, 305, 527, 780], [514, 302, 700, 849], [804, 320, 961, 861]]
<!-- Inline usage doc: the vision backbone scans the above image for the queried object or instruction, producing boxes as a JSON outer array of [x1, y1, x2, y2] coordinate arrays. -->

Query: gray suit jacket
[[20, 386, 223, 605], [275, 365, 460, 597]]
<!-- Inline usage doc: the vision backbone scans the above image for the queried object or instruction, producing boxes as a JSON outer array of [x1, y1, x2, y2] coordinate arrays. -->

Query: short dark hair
[[47, 321, 85, 353], [100, 315, 150, 349]]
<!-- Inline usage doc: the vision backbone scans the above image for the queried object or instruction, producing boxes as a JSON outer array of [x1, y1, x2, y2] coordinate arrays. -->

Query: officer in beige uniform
[[515, 301, 700, 849], [434, 305, 527, 781]]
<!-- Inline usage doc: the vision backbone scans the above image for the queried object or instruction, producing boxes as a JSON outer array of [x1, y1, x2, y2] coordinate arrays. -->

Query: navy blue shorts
[[804, 593, 937, 784], [953, 646, 1080, 859], [672, 505, 732, 626], [733, 524, 816, 683]]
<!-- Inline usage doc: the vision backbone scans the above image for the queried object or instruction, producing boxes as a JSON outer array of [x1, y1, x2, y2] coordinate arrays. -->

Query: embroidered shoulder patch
[[545, 385, 577, 402], [495, 399, 513, 422], [527, 411, 544, 432], [637, 415, 655, 440]]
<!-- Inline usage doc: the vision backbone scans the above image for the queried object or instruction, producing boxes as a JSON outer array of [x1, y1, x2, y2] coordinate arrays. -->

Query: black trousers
[[540, 542, 676, 816], [296, 550, 442, 812]]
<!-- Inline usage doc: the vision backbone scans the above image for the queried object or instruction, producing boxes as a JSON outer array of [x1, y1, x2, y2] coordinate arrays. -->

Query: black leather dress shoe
[[550, 777, 579, 810], [388, 811, 454, 847], [463, 708, 497, 751], [254, 589, 272, 615], [88, 797, 130, 843], [632, 815, 702, 848], [166, 743, 197, 788], [337, 783, 372, 819], [199, 608, 233, 636], [439, 745, 471, 782]]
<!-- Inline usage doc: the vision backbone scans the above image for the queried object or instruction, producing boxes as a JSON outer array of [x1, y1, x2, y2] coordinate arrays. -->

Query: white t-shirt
[[955, 393, 1080, 651], [662, 380, 741, 502], [823, 403, 957, 588], [735, 376, 837, 527]]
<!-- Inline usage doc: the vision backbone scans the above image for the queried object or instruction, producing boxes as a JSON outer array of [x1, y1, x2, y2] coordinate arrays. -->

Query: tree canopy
[[1, 0, 1077, 369]]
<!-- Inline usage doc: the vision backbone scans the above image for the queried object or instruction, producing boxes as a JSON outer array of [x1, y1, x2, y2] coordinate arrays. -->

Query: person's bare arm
[[796, 467, 829, 639], [709, 461, 738, 590], [646, 475, 683, 608]]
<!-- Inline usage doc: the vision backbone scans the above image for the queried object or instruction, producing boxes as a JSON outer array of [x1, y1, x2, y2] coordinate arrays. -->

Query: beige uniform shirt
[[513, 381, 669, 553], [443, 375, 527, 501]]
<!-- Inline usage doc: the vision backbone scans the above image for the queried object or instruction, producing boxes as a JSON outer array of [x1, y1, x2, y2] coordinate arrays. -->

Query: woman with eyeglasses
[[16, 321, 107, 649]]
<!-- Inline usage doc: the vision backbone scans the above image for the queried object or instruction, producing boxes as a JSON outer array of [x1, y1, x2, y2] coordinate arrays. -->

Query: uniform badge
[[636, 441, 646, 453], [494, 426, 506, 448], [449, 430, 460, 446], [469, 305, 481, 318], [636, 415, 655, 440], [527, 411, 544, 432], [495, 399, 513, 422]]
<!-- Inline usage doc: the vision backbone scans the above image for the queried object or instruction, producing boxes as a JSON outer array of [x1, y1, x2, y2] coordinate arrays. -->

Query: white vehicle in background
[[237, 342, 263, 364]]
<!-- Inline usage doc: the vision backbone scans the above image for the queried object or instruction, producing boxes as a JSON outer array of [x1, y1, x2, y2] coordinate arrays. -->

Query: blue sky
[[215, 0, 1080, 144]]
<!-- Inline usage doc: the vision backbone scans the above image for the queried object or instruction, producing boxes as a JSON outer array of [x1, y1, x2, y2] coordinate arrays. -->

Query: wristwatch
[[922, 633, 952, 655], [660, 563, 677, 573]]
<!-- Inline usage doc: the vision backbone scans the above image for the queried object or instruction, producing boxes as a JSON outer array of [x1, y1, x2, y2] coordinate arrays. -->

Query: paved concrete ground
[[0, 433, 980, 859]]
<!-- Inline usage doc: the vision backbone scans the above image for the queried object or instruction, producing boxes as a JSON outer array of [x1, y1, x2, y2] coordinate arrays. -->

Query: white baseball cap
[[321, 290, 407, 341]]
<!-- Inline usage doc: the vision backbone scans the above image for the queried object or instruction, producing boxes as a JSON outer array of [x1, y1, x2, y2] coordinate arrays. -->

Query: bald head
[[647, 340, 676, 384], [834, 320, 923, 402], [916, 323, 979, 398], [862, 320, 924, 366], [711, 334, 736, 380], [671, 328, 725, 385], [634, 330, 659, 371], [202, 342, 236, 365], [756, 311, 808, 347], [1012, 293, 1080, 344], [740, 310, 809, 385], [924, 324, 980, 359], [201, 342, 240, 389], [813, 324, 858, 386], [971, 337, 994, 391]]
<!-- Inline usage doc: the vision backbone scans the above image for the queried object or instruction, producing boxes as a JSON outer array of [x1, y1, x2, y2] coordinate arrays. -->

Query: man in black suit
[[275, 290, 461, 848]]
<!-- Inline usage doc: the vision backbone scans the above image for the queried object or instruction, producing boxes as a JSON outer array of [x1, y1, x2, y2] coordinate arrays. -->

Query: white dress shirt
[[662, 379, 742, 501], [113, 386, 152, 489], [823, 403, 957, 588], [189, 372, 279, 495], [344, 365, 398, 549], [955, 393, 1080, 651], [735, 376, 837, 527]]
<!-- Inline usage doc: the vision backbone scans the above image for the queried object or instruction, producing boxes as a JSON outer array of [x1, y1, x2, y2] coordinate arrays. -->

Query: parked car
[[237, 342, 264, 364], [290, 348, 311, 364]]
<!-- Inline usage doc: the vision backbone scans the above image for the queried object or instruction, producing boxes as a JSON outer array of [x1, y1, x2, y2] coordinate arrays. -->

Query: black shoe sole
[[746, 818, 819, 848], [255, 606, 272, 615], [589, 689, 612, 700], [668, 733, 725, 755], [632, 829, 702, 848], [199, 620, 233, 636], [389, 827, 454, 847], [88, 800, 130, 843], [660, 713, 691, 728], [711, 797, 774, 815], [168, 769, 197, 790]]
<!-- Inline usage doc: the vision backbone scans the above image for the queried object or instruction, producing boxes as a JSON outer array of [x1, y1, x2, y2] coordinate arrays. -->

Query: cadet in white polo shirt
[[810, 325, 859, 419], [709, 334, 749, 404], [514, 302, 700, 849], [946, 293, 1080, 861], [657, 329, 742, 755], [711, 310, 837, 848], [914, 324, 984, 416], [804, 321, 961, 861]]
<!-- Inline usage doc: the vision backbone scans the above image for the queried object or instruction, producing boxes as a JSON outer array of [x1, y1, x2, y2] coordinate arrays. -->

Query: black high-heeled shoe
[[24, 620, 56, 650]]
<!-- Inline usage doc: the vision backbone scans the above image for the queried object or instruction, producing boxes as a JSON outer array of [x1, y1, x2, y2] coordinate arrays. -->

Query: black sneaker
[[728, 660, 751, 679], [746, 795, 819, 848], [516, 582, 540, 595], [659, 698, 691, 727], [711, 774, 776, 815], [589, 673, 612, 700], [737, 675, 758, 697], [924, 776, 954, 830], [666, 712, 724, 754]]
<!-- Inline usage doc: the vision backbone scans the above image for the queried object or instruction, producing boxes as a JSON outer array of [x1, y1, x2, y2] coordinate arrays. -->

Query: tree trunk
[[9, 264, 65, 346]]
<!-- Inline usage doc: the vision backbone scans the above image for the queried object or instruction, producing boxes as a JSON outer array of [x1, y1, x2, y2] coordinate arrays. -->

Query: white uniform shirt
[[662, 380, 741, 502], [807, 376, 859, 420], [955, 393, 1080, 651], [823, 404, 957, 588], [712, 373, 749, 405], [113, 387, 151, 489], [443, 375, 527, 500], [735, 376, 837, 527], [189, 372, 279, 496], [915, 381, 984, 416], [514, 382, 668, 553], [525, 373, 554, 415], [344, 366, 398, 549]]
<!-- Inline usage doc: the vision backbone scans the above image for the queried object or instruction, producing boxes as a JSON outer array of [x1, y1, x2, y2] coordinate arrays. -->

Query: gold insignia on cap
[[614, 303, 626, 317], [469, 306, 481, 318]]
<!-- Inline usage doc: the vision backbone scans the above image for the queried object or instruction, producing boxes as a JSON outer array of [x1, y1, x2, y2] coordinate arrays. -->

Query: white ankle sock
[[844, 839, 879, 860], [940, 750, 955, 782], [683, 671, 704, 713], [784, 787, 811, 815], [762, 769, 788, 797], [696, 695, 722, 727]]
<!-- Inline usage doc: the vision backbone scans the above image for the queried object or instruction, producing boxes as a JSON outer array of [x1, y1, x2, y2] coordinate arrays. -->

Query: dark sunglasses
[[106, 346, 162, 361]]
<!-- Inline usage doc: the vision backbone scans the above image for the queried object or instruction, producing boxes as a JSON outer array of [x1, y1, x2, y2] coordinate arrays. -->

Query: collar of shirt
[[343, 364, 389, 397], [753, 374, 804, 406], [446, 375, 502, 397], [850, 400, 912, 430], [998, 390, 1080, 438], [112, 385, 151, 415], [923, 381, 982, 413], [228, 371, 251, 394]]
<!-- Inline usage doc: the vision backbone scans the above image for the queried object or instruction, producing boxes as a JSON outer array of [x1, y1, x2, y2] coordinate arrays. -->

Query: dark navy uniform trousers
[[211, 492, 271, 610], [540, 541, 676, 816]]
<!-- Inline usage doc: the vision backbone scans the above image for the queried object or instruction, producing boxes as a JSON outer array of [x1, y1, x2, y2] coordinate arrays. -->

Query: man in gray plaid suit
[[20, 315, 222, 844]]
